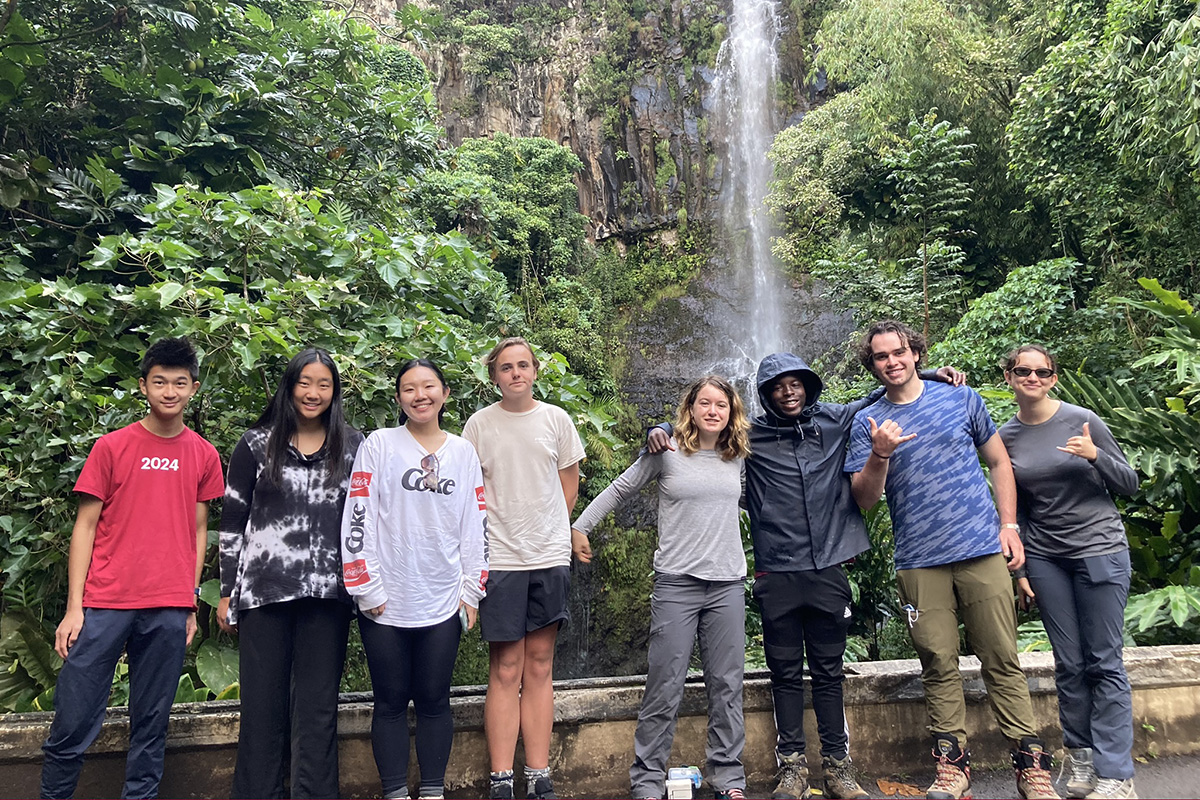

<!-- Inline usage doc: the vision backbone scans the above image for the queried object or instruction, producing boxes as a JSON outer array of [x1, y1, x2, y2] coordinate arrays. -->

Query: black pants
[[359, 613, 462, 797], [232, 598, 352, 799], [753, 568, 852, 758]]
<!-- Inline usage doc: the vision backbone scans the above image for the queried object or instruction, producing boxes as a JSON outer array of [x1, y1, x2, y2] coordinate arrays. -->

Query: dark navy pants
[[1027, 550, 1134, 779], [41, 607, 189, 799], [753, 567, 853, 759]]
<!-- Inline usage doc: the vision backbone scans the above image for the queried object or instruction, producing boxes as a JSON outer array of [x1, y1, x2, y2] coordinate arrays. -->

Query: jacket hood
[[755, 352, 824, 423]]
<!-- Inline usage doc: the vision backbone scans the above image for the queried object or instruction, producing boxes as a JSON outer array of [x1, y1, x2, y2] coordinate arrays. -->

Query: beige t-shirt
[[462, 401, 586, 570]]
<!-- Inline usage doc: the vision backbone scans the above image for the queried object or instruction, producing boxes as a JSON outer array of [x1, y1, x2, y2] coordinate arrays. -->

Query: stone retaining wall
[[2, 645, 1198, 798]]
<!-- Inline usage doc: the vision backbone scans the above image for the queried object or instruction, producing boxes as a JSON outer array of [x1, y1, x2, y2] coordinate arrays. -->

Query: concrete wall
[[2, 645, 1198, 798]]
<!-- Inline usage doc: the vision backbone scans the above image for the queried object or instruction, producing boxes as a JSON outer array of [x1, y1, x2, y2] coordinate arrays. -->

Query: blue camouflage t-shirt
[[844, 381, 1001, 570]]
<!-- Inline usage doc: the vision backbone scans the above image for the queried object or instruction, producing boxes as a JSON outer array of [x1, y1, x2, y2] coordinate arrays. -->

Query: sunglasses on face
[[420, 453, 440, 490], [1011, 367, 1055, 379]]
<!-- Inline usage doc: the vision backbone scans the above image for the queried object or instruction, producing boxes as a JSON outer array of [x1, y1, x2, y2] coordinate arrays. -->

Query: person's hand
[[572, 528, 592, 564], [216, 596, 238, 635], [1000, 526, 1026, 570], [1057, 422, 1098, 462], [185, 611, 198, 646], [1017, 577, 1036, 611], [868, 416, 917, 458], [646, 428, 674, 454], [363, 602, 387, 617], [461, 602, 478, 630], [54, 608, 85, 660], [936, 366, 968, 387]]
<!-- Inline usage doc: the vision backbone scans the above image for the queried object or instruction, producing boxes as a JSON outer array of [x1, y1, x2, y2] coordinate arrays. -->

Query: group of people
[[38, 319, 1139, 800]]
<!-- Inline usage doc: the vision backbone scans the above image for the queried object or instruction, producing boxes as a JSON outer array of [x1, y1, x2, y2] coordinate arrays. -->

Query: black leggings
[[358, 613, 462, 796]]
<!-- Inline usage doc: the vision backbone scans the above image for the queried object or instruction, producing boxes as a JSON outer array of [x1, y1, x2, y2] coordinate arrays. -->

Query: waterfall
[[714, 0, 788, 380]]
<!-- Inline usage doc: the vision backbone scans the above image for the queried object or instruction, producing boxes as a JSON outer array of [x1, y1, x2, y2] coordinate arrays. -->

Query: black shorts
[[479, 566, 571, 643]]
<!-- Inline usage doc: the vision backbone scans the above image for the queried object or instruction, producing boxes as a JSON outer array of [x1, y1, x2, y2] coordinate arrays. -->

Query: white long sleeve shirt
[[340, 426, 488, 628]]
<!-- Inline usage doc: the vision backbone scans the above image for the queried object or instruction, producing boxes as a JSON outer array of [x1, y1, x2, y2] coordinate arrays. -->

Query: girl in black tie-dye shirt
[[218, 348, 363, 798]]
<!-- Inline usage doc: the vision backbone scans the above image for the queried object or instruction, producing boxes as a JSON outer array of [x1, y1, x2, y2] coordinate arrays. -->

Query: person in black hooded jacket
[[649, 353, 961, 799]]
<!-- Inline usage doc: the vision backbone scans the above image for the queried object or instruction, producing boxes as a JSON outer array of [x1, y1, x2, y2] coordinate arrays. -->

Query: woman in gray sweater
[[999, 345, 1140, 800], [572, 375, 751, 800]]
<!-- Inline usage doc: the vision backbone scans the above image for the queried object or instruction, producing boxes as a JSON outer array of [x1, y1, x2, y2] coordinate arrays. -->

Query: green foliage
[[0, 609, 60, 712], [932, 258, 1125, 384], [2, 1, 444, 275], [1124, 585, 1200, 645], [1007, 0, 1200, 287], [414, 134, 588, 287]]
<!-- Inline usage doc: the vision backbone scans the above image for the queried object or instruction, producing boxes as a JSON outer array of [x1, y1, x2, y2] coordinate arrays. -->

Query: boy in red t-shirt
[[40, 337, 225, 800]]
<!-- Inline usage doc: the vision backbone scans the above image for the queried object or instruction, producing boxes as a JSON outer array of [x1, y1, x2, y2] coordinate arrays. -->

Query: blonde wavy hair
[[673, 375, 751, 461]]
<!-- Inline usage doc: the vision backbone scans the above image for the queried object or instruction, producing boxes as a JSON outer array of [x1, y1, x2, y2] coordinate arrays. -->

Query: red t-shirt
[[74, 421, 225, 609]]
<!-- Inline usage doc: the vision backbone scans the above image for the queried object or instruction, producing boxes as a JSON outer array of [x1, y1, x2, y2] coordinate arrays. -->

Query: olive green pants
[[896, 553, 1037, 750]]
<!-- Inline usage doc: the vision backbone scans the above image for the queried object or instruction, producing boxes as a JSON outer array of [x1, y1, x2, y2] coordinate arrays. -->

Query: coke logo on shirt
[[349, 471, 372, 497], [401, 468, 455, 495]]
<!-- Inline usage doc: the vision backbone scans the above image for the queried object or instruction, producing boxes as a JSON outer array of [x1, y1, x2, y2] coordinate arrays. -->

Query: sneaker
[[714, 790, 746, 800], [822, 754, 869, 799], [1060, 748, 1097, 798], [927, 734, 971, 800], [1086, 778, 1137, 799], [1013, 737, 1060, 799], [773, 751, 812, 799], [489, 778, 514, 800], [528, 775, 557, 800]]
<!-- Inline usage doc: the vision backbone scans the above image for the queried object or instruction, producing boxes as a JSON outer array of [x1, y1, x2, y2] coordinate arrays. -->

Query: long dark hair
[[395, 358, 449, 426], [253, 348, 350, 486]]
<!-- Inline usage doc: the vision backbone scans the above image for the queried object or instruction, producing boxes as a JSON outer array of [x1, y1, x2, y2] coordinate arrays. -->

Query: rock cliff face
[[365, 0, 823, 239]]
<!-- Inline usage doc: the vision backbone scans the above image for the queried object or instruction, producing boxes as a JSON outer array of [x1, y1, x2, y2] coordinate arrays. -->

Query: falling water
[[713, 0, 789, 384]]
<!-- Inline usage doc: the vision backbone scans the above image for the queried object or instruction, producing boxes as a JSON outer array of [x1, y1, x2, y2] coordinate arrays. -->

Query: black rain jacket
[[748, 352, 881, 572]]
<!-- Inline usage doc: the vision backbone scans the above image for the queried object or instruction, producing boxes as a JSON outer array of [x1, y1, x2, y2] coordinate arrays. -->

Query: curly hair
[[857, 319, 926, 372], [673, 375, 751, 462]]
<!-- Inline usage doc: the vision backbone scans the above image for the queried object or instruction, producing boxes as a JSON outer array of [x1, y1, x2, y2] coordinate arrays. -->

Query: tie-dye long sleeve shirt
[[219, 426, 364, 623]]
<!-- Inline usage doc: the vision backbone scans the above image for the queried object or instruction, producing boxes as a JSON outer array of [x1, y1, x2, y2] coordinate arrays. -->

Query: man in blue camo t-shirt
[[844, 320, 1059, 800]]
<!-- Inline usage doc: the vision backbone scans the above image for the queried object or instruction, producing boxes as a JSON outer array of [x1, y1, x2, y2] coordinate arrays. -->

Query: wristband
[[1001, 523, 1020, 530], [1012, 566, 1028, 580], [871, 449, 891, 460]]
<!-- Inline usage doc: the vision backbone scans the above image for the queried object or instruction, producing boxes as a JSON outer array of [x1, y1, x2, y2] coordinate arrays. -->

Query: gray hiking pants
[[629, 572, 746, 797]]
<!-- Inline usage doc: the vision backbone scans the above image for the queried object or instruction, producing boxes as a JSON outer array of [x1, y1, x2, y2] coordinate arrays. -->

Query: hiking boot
[[714, 790, 746, 800], [927, 734, 971, 800], [1060, 748, 1097, 798], [773, 751, 812, 799], [488, 777, 514, 800], [528, 776, 557, 800], [1086, 778, 1137, 799], [1013, 737, 1060, 799], [822, 754, 869, 799]]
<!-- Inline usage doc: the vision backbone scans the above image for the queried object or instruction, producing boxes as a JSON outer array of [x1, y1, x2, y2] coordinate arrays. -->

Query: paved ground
[[555, 752, 1200, 798], [746, 751, 1200, 799]]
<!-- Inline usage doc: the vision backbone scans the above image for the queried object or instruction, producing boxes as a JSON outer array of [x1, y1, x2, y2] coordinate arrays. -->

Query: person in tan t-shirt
[[462, 337, 586, 800]]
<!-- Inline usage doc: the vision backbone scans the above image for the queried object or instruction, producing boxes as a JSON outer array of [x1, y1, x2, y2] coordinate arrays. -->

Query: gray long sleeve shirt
[[999, 401, 1139, 558], [572, 441, 747, 581]]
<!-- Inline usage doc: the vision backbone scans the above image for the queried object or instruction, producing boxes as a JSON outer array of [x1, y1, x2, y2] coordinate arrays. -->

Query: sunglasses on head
[[1010, 366, 1055, 379], [420, 453, 440, 490]]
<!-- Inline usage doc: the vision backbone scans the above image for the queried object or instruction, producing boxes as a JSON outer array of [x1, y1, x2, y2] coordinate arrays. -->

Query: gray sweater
[[999, 401, 1138, 558], [573, 441, 747, 581]]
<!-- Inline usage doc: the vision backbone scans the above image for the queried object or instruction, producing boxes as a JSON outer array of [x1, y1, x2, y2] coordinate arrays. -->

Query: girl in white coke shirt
[[341, 358, 488, 800]]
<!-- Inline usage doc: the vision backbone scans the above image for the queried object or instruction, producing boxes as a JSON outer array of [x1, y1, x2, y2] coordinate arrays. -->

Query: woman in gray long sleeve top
[[572, 376, 750, 800], [999, 345, 1140, 800]]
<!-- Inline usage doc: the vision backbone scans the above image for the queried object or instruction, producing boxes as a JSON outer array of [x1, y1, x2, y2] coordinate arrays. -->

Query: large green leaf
[[195, 638, 239, 696]]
